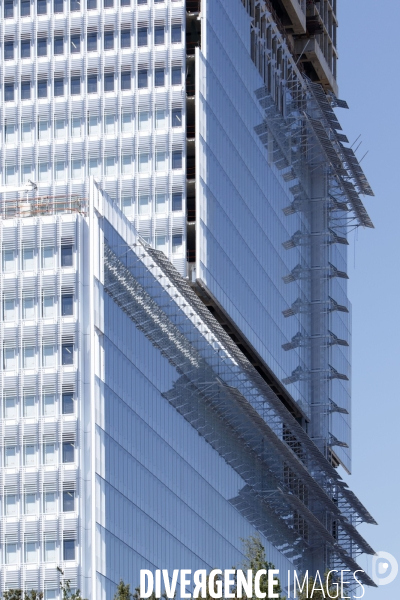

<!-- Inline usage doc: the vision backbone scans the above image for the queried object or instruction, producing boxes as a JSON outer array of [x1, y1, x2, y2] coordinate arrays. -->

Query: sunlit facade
[[0, 0, 376, 597]]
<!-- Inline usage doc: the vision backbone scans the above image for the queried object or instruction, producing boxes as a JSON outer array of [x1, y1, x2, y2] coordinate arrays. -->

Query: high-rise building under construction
[[0, 0, 376, 598]]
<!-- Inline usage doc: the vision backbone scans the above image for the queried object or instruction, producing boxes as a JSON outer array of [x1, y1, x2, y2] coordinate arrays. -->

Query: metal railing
[[0, 194, 88, 220]]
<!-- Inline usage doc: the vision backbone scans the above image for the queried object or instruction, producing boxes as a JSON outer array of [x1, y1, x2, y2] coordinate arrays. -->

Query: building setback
[[0, 0, 376, 598]]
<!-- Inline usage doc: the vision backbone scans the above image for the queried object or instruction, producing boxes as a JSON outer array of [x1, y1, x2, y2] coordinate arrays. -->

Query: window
[[154, 109, 165, 130], [138, 111, 150, 131], [61, 245, 73, 267], [4, 42, 14, 60], [37, 38, 47, 56], [25, 542, 37, 563], [155, 68, 165, 87], [155, 193, 166, 213], [43, 392, 55, 416], [61, 294, 73, 316], [22, 163, 33, 182], [121, 112, 133, 133], [62, 393, 74, 414], [43, 443, 56, 465], [87, 33, 97, 52], [71, 77, 81, 95], [71, 159, 83, 179], [105, 156, 116, 177], [4, 298, 15, 321], [63, 539, 75, 561], [5, 123, 16, 143], [24, 445, 36, 466], [6, 494, 17, 515], [63, 490, 75, 512], [120, 0, 129, 5], [3, 250, 15, 272], [121, 29, 130, 48], [62, 344, 73, 366], [44, 493, 56, 514], [137, 27, 147, 47], [155, 235, 166, 252], [6, 544, 17, 565], [104, 113, 116, 134], [88, 157, 100, 177], [104, 31, 114, 50], [38, 79, 47, 98], [88, 115, 100, 136], [5, 445, 17, 467], [45, 592, 57, 600], [54, 159, 63, 176], [104, 0, 113, 6], [138, 194, 149, 215], [42, 247, 53, 269], [88, 75, 98, 94], [37, 0, 46, 13], [21, 81, 31, 100], [38, 162, 49, 182], [155, 26, 164, 45], [172, 234, 183, 254], [23, 297, 35, 320], [104, 73, 114, 92], [4, 396, 17, 418], [122, 195, 134, 217], [156, 151, 166, 172], [24, 493, 36, 515], [62, 442, 74, 463], [71, 35, 80, 53], [71, 116, 81, 137], [39, 119, 50, 140], [4, 348, 16, 371], [44, 540, 56, 561], [54, 36, 63, 54], [22, 248, 34, 271], [54, 78, 64, 96], [21, 39, 31, 58], [138, 69, 148, 89], [87, 0, 96, 8], [171, 66, 181, 85], [21, 0, 30, 15], [23, 394, 35, 417], [138, 153, 149, 174], [172, 192, 182, 211], [23, 346, 36, 369], [121, 154, 133, 175], [54, 0, 63, 12], [172, 108, 182, 128], [70, 0, 79, 9], [172, 150, 183, 169], [42, 296, 55, 318], [5, 84, 14, 102], [171, 24, 182, 43], [4, 0, 14, 18], [42, 344, 56, 367], [121, 71, 131, 90]]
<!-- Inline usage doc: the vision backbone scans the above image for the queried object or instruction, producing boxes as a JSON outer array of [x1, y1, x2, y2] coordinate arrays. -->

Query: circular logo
[[372, 551, 399, 586]]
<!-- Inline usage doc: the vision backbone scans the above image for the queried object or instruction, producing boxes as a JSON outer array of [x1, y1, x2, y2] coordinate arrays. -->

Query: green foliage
[[132, 587, 169, 600], [239, 535, 286, 600], [57, 567, 88, 600], [2, 591, 43, 600], [114, 581, 133, 600]]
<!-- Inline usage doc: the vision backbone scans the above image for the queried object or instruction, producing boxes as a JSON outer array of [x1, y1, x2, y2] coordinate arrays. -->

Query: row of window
[[2, 538, 77, 565], [2, 245, 73, 272], [4, 152, 185, 186], [3, 391, 75, 418], [3, 26, 182, 59], [3, 343, 75, 370], [3, 294, 74, 322], [3, 489, 75, 516], [4, 441, 75, 467], [3, 108, 183, 144], [4, 0, 172, 17], [3, 67, 182, 102]]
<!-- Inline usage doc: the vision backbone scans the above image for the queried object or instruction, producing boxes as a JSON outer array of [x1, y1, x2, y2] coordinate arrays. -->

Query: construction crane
[[0, 180, 37, 194]]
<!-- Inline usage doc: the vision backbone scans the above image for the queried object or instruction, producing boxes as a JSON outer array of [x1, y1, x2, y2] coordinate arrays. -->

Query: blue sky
[[338, 0, 400, 596]]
